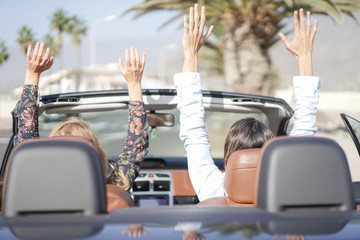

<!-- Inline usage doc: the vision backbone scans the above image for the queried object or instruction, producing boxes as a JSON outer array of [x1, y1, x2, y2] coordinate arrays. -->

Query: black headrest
[[257, 136, 355, 213], [3, 136, 107, 217]]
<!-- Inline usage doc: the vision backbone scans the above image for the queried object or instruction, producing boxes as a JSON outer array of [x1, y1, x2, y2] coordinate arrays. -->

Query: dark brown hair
[[223, 118, 275, 167]]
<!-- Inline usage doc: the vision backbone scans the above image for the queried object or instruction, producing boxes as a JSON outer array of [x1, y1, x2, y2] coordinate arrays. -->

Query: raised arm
[[182, 5, 213, 72], [13, 42, 53, 145], [118, 46, 146, 102], [279, 9, 317, 76], [279, 9, 322, 136], [108, 47, 149, 190], [25, 42, 54, 85], [175, 4, 224, 202]]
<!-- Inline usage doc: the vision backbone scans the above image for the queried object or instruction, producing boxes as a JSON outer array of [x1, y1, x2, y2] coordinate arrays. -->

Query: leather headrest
[[257, 136, 355, 212], [106, 184, 135, 212], [224, 148, 261, 204], [3, 136, 107, 217]]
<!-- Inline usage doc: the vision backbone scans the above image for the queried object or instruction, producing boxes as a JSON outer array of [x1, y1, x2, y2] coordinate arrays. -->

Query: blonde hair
[[49, 116, 130, 190]]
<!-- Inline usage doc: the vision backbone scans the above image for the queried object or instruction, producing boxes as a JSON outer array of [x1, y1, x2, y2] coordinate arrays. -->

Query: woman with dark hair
[[223, 118, 275, 166], [175, 5, 321, 201]]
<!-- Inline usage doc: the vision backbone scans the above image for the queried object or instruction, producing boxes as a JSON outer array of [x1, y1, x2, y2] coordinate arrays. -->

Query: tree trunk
[[56, 33, 64, 70], [222, 22, 271, 95]]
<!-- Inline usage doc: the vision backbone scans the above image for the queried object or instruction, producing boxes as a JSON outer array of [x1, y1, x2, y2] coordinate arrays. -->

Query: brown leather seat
[[198, 148, 261, 206], [106, 184, 135, 212]]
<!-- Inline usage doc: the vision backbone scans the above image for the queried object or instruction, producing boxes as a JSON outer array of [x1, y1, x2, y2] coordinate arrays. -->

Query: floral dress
[[13, 85, 149, 190]]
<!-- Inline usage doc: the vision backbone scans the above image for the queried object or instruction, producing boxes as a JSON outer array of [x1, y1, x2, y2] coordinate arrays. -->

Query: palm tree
[[68, 16, 87, 67], [17, 25, 36, 54], [44, 33, 57, 53], [50, 8, 71, 68], [126, 0, 360, 94], [50, 8, 71, 51], [0, 39, 9, 66], [68, 16, 87, 46]]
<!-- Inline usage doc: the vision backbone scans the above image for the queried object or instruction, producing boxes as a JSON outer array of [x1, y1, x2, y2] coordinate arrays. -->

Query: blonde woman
[[13, 43, 149, 191]]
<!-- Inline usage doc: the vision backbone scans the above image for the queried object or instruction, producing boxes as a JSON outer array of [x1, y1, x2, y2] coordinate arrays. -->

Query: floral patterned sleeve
[[12, 85, 39, 146], [107, 101, 149, 190]]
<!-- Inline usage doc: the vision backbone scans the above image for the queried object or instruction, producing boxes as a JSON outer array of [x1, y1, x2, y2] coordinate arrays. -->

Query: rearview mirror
[[148, 113, 174, 127]]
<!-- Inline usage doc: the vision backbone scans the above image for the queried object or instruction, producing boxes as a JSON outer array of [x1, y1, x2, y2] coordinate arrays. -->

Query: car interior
[[0, 134, 356, 238], [0, 89, 291, 208], [0, 90, 359, 239]]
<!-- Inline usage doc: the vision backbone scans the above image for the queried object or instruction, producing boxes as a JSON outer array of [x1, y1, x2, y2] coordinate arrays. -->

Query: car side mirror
[[340, 113, 360, 156]]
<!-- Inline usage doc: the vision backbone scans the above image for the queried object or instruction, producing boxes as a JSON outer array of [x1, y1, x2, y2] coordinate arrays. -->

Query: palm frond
[[340, 10, 360, 24], [336, 3, 360, 12], [0, 40, 9, 66], [124, 0, 194, 18], [295, 0, 342, 20], [158, 11, 186, 30], [333, 0, 360, 5]]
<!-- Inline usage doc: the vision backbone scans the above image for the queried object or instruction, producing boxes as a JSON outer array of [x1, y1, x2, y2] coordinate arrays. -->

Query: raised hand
[[182, 4, 214, 72], [118, 46, 146, 102], [25, 42, 54, 85], [278, 9, 318, 76], [182, 230, 209, 240], [121, 223, 147, 238]]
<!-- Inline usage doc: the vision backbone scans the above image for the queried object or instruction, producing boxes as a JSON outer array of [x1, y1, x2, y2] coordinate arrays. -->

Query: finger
[[44, 56, 54, 70], [194, 4, 199, 34], [37, 42, 45, 62], [135, 48, 140, 69], [140, 52, 146, 72], [184, 15, 189, 33], [278, 33, 290, 49], [199, 6, 206, 37], [40, 48, 51, 65], [118, 57, 126, 73], [203, 25, 214, 42], [299, 8, 305, 33], [144, 230, 148, 236], [26, 44, 32, 60], [306, 11, 312, 37], [310, 20, 318, 43], [189, 6, 194, 32], [293, 10, 300, 36], [125, 48, 130, 67], [130, 46, 135, 68], [32, 42, 40, 62]]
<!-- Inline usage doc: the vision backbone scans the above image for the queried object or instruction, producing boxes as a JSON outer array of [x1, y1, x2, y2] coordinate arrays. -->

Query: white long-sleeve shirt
[[174, 72, 322, 202]]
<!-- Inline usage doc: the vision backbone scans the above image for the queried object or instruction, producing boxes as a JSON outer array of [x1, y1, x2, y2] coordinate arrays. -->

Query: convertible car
[[0, 88, 360, 239]]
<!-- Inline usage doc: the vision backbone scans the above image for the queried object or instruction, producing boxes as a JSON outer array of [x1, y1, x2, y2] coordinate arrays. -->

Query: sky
[[0, 0, 180, 44], [1, 0, 360, 93], [0, 0, 185, 92]]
